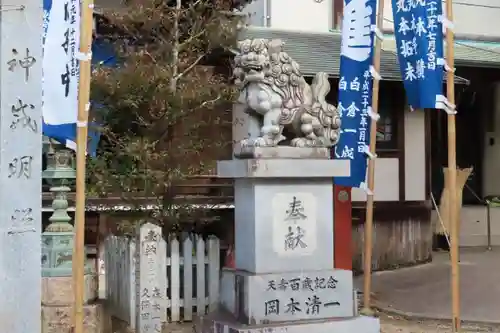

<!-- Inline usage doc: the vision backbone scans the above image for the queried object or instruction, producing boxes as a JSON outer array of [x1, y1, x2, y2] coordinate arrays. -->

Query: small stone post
[[135, 223, 168, 333]]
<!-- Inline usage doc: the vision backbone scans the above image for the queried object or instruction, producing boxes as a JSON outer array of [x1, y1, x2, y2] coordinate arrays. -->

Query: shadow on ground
[[356, 248, 500, 325]]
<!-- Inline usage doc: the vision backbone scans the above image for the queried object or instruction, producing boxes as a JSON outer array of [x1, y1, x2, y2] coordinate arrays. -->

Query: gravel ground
[[110, 308, 500, 333], [379, 313, 500, 333], [158, 314, 500, 333]]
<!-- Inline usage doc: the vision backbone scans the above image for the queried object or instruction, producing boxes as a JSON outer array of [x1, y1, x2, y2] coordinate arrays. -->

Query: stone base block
[[42, 302, 105, 333], [235, 146, 330, 160], [42, 274, 98, 306], [229, 178, 337, 273], [42, 232, 75, 277], [217, 158, 349, 179], [194, 310, 380, 333], [220, 269, 355, 325]]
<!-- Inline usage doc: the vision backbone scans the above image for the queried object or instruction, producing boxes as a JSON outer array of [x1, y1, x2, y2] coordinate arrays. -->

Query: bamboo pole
[[445, 0, 460, 331], [361, 0, 384, 314], [72, 0, 94, 332]]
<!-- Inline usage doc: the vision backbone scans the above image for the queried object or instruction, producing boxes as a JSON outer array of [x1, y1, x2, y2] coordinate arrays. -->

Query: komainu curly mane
[[233, 38, 341, 148], [234, 39, 311, 118]]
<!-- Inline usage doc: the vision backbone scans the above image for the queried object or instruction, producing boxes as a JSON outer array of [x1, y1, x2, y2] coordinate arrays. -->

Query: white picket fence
[[104, 224, 220, 328]]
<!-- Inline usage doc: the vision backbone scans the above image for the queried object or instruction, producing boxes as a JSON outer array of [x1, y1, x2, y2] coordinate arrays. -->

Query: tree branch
[[154, 93, 220, 144], [174, 55, 204, 80], [170, 0, 182, 92], [178, 29, 206, 51], [199, 95, 221, 108], [191, 0, 203, 8], [142, 50, 157, 64]]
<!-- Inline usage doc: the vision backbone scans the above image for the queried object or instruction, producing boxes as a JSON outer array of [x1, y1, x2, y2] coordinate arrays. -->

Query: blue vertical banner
[[334, 0, 377, 189], [392, 0, 445, 108]]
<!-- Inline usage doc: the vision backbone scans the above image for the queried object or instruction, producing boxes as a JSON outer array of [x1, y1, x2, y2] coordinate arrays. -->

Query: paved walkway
[[356, 248, 500, 325], [378, 313, 499, 333]]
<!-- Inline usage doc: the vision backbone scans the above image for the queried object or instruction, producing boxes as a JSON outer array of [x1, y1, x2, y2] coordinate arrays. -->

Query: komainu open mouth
[[244, 63, 263, 72]]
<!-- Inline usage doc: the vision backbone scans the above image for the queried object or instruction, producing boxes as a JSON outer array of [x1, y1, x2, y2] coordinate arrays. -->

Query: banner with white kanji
[[392, 0, 445, 109], [42, 0, 80, 125], [334, 0, 377, 189]]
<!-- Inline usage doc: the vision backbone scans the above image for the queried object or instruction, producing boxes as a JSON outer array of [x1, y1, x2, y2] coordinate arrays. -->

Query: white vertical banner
[[42, 0, 80, 125]]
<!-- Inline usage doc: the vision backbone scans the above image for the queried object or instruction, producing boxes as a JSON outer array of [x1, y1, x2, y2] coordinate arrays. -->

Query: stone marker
[[220, 269, 355, 324], [196, 38, 380, 332], [135, 223, 167, 333], [0, 1, 42, 332]]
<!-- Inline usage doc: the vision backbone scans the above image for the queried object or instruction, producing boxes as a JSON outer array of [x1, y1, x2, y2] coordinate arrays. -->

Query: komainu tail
[[310, 72, 341, 146], [311, 72, 330, 112]]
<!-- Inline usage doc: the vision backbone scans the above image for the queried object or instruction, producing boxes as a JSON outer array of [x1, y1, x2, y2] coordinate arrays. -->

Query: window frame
[[375, 81, 405, 154]]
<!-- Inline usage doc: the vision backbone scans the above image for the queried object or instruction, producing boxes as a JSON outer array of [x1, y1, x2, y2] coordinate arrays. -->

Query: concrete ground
[[378, 313, 499, 333], [356, 248, 500, 326], [154, 314, 500, 333]]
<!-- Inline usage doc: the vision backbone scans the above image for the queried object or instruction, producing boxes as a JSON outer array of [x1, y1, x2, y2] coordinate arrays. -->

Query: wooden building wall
[[352, 202, 432, 273]]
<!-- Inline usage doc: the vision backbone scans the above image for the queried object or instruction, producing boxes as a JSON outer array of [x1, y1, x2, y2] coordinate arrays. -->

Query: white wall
[[434, 206, 500, 247], [351, 158, 400, 201], [269, 0, 332, 32], [352, 107, 426, 202], [95, 0, 125, 10], [483, 82, 500, 196], [241, 0, 333, 32], [382, 0, 500, 39], [405, 110, 426, 201]]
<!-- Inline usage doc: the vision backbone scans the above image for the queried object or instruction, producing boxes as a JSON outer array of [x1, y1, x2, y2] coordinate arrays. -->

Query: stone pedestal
[[219, 269, 356, 324], [42, 275, 98, 305], [41, 275, 104, 333], [41, 302, 105, 333], [195, 147, 379, 332], [196, 311, 380, 333]]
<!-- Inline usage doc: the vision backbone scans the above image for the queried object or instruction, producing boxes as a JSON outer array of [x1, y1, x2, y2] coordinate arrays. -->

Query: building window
[[375, 105, 397, 150], [375, 81, 403, 151], [377, 113, 393, 143], [333, 0, 344, 30]]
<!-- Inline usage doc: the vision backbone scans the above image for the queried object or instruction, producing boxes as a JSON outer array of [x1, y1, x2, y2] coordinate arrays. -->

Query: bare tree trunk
[[170, 0, 181, 92]]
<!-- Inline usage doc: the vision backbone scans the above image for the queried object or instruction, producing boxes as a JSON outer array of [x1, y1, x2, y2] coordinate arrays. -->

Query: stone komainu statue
[[233, 38, 341, 148]]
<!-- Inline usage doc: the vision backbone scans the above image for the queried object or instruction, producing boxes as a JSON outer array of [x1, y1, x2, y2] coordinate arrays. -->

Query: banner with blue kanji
[[334, 0, 377, 189], [392, 0, 445, 109]]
